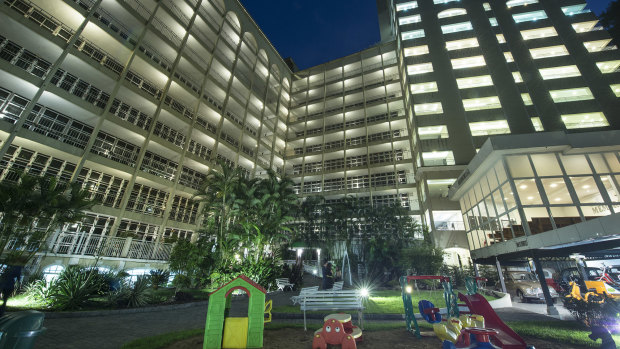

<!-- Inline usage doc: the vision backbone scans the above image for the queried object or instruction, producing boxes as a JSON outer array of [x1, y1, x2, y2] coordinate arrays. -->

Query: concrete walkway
[[34, 289, 567, 349]]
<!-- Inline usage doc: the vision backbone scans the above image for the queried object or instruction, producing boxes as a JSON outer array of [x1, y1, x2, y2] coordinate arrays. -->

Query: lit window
[[504, 52, 514, 62], [584, 39, 614, 52], [399, 14, 422, 25], [521, 27, 558, 40], [397, 1, 418, 11], [456, 75, 493, 89], [446, 38, 479, 51], [512, 71, 523, 83], [415, 102, 444, 115], [483, 3, 491, 11], [539, 65, 581, 80], [43, 265, 65, 283], [550, 88, 594, 103], [562, 112, 609, 129], [507, 0, 538, 7], [404, 45, 429, 56], [572, 21, 598, 33], [521, 93, 533, 105], [402, 29, 426, 40], [410, 82, 438, 94], [496, 34, 506, 43], [462, 96, 501, 111], [408, 62, 434, 75], [531, 117, 544, 131], [597, 60, 620, 74], [451, 56, 486, 70], [513, 10, 547, 23], [438, 8, 467, 19], [418, 125, 448, 139], [469, 120, 510, 136], [434, 0, 460, 4], [422, 151, 455, 166], [611, 84, 620, 97], [489, 18, 498, 27], [561, 4, 588, 16], [529, 45, 569, 59], [442, 22, 473, 34]]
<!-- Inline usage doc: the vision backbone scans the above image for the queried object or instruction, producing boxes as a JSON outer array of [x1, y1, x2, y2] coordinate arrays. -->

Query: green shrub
[[172, 274, 191, 289], [149, 269, 170, 290], [48, 266, 102, 310], [124, 276, 151, 308], [210, 257, 279, 290], [24, 279, 53, 306]]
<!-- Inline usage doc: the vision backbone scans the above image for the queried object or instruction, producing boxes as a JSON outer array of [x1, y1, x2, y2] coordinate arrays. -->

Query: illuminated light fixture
[[405, 285, 413, 294], [582, 185, 590, 189], [550, 183, 558, 188], [527, 196, 534, 200], [554, 198, 561, 201], [520, 185, 527, 189]]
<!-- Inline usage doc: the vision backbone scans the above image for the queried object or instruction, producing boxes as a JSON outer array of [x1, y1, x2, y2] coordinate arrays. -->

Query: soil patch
[[164, 328, 591, 349]]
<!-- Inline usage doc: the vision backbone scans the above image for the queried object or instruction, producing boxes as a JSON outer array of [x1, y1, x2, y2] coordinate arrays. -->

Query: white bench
[[276, 278, 294, 291], [291, 286, 319, 305], [332, 281, 343, 291], [300, 290, 364, 330]]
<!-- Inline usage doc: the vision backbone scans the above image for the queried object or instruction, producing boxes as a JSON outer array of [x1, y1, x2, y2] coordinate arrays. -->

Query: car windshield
[[511, 272, 537, 281]]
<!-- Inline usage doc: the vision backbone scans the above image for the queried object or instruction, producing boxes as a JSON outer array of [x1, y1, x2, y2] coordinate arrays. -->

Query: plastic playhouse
[[401, 275, 532, 349], [203, 275, 272, 349]]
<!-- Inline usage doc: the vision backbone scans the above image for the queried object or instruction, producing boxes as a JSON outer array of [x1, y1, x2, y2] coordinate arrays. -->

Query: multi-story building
[[0, 0, 618, 279]]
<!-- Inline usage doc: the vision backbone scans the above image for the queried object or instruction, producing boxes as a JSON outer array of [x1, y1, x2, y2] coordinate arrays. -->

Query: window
[[415, 102, 443, 115], [446, 38, 479, 51], [489, 18, 498, 27], [539, 65, 581, 80], [418, 125, 448, 139], [399, 14, 421, 25], [504, 52, 514, 62], [404, 45, 429, 56], [457, 75, 493, 89], [512, 71, 523, 83], [434, 0, 460, 3], [462, 96, 501, 111], [402, 29, 425, 40], [584, 39, 614, 52], [561, 112, 609, 129], [541, 178, 572, 204], [611, 84, 620, 97], [531, 117, 544, 131], [496, 34, 506, 43], [408, 62, 434, 75], [410, 81, 438, 94], [572, 21, 598, 33], [550, 88, 594, 103], [529, 45, 569, 59], [562, 4, 589, 16], [484, 3, 491, 11], [451, 56, 486, 69], [513, 10, 547, 23], [397, 1, 418, 11], [597, 60, 620, 74], [507, 0, 538, 7], [43, 265, 65, 283], [422, 151, 455, 166], [521, 93, 532, 105], [441, 22, 473, 34], [521, 27, 558, 40], [469, 120, 510, 136], [438, 8, 466, 19]]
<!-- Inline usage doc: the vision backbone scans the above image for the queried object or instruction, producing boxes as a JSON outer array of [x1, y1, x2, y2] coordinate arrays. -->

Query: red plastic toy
[[312, 318, 358, 349]]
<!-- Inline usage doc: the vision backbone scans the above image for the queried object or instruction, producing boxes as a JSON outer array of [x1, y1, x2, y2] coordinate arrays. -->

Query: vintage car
[[497, 271, 559, 303]]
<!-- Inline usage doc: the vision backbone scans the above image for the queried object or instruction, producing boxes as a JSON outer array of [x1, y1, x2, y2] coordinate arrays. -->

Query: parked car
[[497, 271, 559, 303], [543, 268, 560, 292]]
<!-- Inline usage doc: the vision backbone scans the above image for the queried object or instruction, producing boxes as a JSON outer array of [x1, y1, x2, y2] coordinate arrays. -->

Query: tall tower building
[[0, 0, 618, 276]]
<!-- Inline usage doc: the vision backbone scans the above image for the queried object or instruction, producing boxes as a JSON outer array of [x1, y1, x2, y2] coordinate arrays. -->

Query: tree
[[600, 0, 620, 45], [0, 174, 95, 266]]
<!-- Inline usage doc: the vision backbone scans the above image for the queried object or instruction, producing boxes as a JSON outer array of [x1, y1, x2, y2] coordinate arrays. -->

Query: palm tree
[[0, 173, 95, 266]]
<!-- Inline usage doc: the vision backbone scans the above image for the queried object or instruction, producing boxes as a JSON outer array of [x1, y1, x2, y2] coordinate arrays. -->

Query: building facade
[[0, 0, 618, 275]]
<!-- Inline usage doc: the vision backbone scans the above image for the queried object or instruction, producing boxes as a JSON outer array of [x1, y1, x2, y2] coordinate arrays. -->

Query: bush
[[24, 279, 53, 306], [172, 274, 191, 289], [118, 276, 151, 308], [149, 269, 170, 290], [48, 266, 103, 310], [210, 257, 279, 290]]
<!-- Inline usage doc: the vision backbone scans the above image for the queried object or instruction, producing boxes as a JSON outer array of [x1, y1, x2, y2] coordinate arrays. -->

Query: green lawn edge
[[122, 320, 619, 349]]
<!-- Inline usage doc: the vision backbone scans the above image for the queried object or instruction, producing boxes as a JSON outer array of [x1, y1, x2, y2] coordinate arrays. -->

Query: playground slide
[[458, 293, 527, 349]]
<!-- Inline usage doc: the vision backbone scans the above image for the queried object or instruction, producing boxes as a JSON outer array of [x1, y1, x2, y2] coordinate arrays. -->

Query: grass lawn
[[122, 320, 620, 349], [272, 289, 498, 314]]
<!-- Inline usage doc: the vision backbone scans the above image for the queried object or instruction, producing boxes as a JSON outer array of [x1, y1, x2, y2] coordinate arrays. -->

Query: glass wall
[[461, 151, 620, 250]]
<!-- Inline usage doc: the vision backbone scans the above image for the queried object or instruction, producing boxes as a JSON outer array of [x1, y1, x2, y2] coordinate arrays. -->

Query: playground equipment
[[399, 275, 459, 338], [203, 275, 272, 349], [312, 315, 363, 349]]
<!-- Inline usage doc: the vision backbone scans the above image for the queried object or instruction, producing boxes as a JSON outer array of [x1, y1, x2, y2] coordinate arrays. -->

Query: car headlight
[[525, 287, 542, 295]]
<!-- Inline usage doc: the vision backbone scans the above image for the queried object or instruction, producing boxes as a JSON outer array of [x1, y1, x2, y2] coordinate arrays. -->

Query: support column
[[495, 257, 507, 294], [473, 263, 480, 278], [532, 256, 559, 316]]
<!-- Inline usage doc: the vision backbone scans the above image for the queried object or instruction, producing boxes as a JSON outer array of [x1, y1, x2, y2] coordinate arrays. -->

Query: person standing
[[322, 262, 334, 290]]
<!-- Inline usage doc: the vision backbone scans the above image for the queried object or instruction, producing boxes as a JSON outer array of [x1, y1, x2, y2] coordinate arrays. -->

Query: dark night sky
[[239, 0, 614, 71]]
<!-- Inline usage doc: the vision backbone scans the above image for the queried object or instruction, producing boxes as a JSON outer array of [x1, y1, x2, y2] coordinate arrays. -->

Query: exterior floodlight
[[312, 269, 317, 275], [360, 288, 369, 297], [405, 285, 413, 294]]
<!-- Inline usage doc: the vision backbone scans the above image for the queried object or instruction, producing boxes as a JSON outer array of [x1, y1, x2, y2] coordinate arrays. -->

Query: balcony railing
[[49, 232, 173, 261]]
